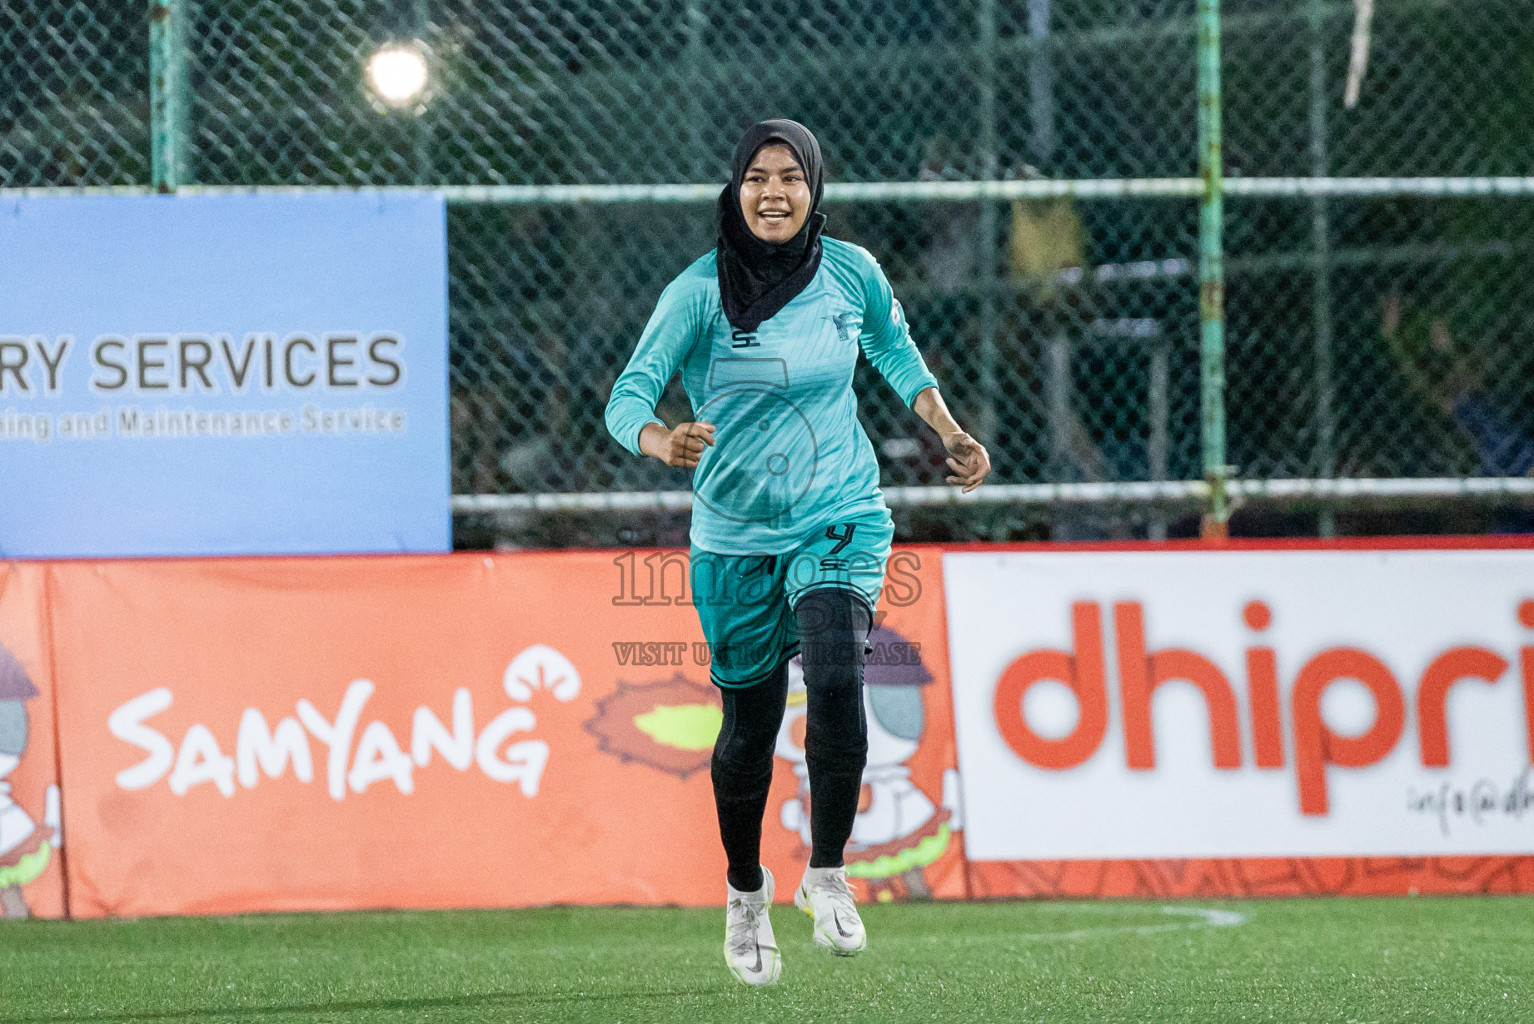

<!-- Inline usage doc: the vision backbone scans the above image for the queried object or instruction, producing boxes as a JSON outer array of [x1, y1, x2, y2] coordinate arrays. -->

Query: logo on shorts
[[819, 523, 857, 571]]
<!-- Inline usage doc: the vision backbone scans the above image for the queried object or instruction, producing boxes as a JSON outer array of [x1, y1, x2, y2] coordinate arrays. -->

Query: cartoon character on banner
[[0, 644, 61, 919], [775, 625, 961, 901]]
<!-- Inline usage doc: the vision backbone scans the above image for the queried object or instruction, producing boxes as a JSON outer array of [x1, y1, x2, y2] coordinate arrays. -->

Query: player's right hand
[[662, 421, 715, 468]]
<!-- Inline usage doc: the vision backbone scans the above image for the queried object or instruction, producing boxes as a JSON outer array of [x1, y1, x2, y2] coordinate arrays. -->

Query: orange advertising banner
[[0, 562, 65, 919], [47, 547, 960, 918]]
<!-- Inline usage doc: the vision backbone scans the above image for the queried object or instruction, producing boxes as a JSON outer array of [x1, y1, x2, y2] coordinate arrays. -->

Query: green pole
[[149, 0, 185, 192], [976, 0, 999, 454], [1307, 0, 1337, 538], [1197, 0, 1227, 538]]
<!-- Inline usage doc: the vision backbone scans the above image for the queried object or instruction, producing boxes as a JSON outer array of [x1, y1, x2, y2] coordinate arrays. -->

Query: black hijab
[[716, 119, 827, 333]]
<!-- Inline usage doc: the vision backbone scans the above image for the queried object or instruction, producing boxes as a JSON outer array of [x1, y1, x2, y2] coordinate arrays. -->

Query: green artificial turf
[[2, 897, 1531, 1023]]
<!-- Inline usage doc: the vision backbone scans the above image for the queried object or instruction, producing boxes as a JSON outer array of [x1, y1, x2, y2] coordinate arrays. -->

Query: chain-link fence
[[5, 0, 1533, 545]]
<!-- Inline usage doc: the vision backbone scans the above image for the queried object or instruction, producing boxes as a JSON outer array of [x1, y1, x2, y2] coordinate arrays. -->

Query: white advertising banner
[[945, 546, 1534, 861]]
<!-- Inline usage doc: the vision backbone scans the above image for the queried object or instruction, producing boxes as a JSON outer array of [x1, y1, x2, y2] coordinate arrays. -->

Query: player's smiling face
[[740, 144, 811, 243]]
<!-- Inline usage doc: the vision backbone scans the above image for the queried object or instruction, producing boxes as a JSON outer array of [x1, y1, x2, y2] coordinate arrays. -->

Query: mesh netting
[[0, 2, 150, 185], [5, 0, 1533, 543], [1227, 194, 1534, 481]]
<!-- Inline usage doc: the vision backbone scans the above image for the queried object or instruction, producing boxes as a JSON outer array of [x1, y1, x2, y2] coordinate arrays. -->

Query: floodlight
[[367, 43, 429, 108]]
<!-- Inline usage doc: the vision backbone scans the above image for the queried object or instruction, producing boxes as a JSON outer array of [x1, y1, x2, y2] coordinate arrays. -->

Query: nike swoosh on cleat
[[749, 945, 762, 974], [833, 909, 854, 939]]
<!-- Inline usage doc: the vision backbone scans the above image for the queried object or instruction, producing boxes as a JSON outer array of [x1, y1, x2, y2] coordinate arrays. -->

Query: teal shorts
[[690, 508, 894, 688]]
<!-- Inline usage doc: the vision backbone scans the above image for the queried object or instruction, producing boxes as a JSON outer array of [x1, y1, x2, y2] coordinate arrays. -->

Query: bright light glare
[[367, 45, 429, 107]]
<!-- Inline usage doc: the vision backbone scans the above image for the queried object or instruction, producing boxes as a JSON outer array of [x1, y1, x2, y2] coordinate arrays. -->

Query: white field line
[[897, 905, 1247, 945]]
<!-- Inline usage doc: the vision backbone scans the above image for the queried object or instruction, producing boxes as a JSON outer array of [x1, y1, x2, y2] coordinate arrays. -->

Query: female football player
[[605, 119, 989, 985]]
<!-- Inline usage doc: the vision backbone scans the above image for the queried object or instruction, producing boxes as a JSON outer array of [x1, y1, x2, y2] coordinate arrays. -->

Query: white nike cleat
[[794, 865, 867, 956], [724, 867, 782, 986]]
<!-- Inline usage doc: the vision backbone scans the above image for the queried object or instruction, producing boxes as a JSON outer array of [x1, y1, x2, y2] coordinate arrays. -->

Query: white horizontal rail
[[7, 178, 1534, 203], [824, 179, 1202, 200], [1223, 177, 1534, 198], [1235, 477, 1534, 499], [453, 477, 1534, 514]]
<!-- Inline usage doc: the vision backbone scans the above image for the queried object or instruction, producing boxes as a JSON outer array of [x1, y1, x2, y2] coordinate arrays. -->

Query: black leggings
[[710, 586, 872, 892]]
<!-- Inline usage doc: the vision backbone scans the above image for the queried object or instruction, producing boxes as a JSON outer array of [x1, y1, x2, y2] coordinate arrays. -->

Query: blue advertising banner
[[0, 193, 449, 557]]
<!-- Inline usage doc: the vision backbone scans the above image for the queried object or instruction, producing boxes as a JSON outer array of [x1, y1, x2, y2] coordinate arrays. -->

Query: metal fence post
[[1027, 0, 1056, 164], [1308, 0, 1338, 538], [148, 0, 186, 192], [685, 1, 708, 182], [976, 0, 1000, 457], [1046, 333, 1072, 481], [1148, 333, 1170, 540], [1028, 0, 1071, 539], [413, 0, 432, 185], [1198, 0, 1228, 537]]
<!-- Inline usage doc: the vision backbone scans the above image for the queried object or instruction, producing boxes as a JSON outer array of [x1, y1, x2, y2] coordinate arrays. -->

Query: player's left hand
[[941, 431, 991, 493]]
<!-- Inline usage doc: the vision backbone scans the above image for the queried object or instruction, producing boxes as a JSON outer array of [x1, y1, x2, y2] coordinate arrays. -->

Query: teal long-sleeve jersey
[[605, 237, 939, 555]]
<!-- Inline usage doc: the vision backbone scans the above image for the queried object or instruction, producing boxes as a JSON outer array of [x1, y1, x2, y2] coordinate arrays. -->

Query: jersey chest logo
[[824, 311, 861, 344]]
